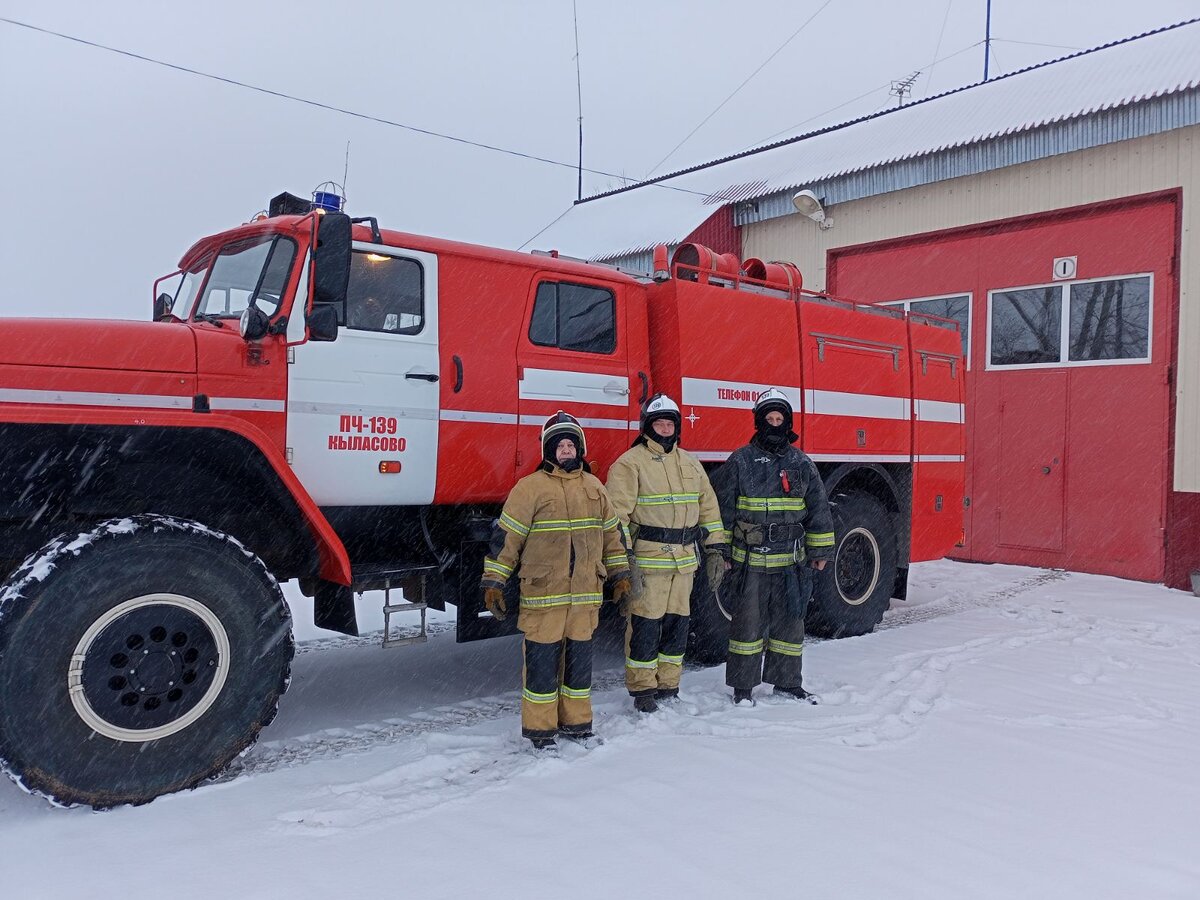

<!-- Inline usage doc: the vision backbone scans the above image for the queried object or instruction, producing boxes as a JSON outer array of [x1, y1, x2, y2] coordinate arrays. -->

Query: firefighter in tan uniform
[[481, 412, 631, 750], [605, 394, 726, 713]]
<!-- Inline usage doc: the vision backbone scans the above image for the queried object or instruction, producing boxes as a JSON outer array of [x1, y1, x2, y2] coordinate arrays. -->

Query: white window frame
[[985, 272, 1154, 372], [880, 292, 972, 370]]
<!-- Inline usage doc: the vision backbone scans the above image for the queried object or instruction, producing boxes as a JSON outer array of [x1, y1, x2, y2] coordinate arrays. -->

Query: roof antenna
[[983, 0, 993, 81], [573, 0, 584, 201], [343, 140, 351, 199]]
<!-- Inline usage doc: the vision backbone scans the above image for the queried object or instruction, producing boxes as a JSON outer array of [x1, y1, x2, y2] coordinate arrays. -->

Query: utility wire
[[745, 40, 983, 148], [643, 0, 835, 177], [923, 0, 955, 97], [992, 37, 1082, 51], [0, 15, 664, 190], [517, 204, 576, 252]]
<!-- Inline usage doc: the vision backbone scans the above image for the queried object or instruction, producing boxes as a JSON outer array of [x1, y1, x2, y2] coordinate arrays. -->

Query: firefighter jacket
[[605, 437, 725, 574], [483, 464, 628, 608], [711, 437, 835, 569]]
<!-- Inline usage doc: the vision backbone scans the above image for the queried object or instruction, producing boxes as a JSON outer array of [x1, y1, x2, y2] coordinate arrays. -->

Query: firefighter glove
[[705, 548, 727, 595], [627, 553, 645, 601], [610, 573, 634, 614], [482, 581, 507, 620]]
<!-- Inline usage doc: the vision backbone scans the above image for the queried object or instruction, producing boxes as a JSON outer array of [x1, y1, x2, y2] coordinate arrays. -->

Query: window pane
[[529, 282, 557, 346], [346, 253, 424, 334], [253, 239, 296, 315], [990, 287, 1061, 365], [1068, 276, 1150, 361], [198, 238, 274, 317], [557, 283, 616, 354], [910, 295, 970, 358]]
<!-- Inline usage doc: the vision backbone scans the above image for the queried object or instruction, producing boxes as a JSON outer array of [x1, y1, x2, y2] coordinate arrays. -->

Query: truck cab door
[[286, 242, 440, 505], [516, 276, 635, 478]]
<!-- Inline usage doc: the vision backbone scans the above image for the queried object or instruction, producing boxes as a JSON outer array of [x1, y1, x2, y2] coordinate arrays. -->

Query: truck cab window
[[344, 252, 424, 334], [195, 236, 296, 319], [529, 281, 616, 354]]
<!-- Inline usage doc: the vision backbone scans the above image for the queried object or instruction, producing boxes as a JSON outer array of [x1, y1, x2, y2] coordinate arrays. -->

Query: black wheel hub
[[80, 603, 220, 731], [836, 532, 879, 604]]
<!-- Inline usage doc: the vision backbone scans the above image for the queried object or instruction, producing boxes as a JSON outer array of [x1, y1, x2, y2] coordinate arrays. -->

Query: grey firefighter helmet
[[541, 410, 587, 461]]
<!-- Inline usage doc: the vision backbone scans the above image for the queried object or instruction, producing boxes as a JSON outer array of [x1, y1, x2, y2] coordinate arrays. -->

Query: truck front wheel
[[0, 515, 293, 808]]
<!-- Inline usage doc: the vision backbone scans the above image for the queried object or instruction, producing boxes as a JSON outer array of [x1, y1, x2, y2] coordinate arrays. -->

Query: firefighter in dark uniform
[[481, 412, 632, 749], [711, 389, 835, 705]]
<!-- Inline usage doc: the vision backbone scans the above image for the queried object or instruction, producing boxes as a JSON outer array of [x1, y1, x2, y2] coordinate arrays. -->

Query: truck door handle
[[405, 372, 440, 382], [637, 371, 649, 404], [604, 381, 630, 396], [452, 355, 463, 393]]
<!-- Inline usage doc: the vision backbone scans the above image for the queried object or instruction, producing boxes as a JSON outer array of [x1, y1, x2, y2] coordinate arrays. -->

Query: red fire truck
[[0, 191, 963, 807]]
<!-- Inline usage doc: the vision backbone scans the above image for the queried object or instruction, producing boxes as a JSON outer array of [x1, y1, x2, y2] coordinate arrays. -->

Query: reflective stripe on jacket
[[484, 465, 628, 607], [711, 438, 835, 568], [605, 438, 726, 574]]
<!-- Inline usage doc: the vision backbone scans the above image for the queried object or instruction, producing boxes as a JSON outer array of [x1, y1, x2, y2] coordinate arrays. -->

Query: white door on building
[[287, 243, 440, 505]]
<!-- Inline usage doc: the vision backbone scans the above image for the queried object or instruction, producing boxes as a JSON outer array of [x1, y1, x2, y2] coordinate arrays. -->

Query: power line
[[923, 0, 955, 97], [643, 0, 835, 177], [992, 37, 1083, 51], [746, 40, 983, 148], [0, 15, 646, 188]]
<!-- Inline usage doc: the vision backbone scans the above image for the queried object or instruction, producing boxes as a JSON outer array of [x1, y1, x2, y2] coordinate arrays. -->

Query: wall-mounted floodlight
[[792, 189, 833, 229]]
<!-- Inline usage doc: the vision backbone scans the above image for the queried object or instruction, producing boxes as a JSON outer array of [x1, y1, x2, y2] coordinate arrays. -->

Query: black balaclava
[[544, 435, 583, 472], [754, 401, 796, 452], [642, 415, 679, 453]]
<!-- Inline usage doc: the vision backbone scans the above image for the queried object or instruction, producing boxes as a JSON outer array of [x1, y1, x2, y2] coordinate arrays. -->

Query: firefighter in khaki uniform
[[605, 394, 726, 713], [481, 412, 631, 750], [711, 389, 835, 706]]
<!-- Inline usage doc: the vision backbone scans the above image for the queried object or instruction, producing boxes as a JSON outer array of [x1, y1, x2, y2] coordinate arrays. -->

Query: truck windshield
[[193, 235, 297, 320]]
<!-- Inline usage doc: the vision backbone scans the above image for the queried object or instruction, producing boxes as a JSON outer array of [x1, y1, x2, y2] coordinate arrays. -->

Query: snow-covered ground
[[3, 560, 1199, 899]]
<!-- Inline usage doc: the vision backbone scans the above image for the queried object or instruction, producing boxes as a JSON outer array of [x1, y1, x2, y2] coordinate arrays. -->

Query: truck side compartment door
[[286, 243, 440, 505], [516, 276, 635, 479]]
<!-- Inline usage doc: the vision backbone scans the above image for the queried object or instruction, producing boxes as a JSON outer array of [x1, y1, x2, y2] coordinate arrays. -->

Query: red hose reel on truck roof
[[663, 242, 803, 298]]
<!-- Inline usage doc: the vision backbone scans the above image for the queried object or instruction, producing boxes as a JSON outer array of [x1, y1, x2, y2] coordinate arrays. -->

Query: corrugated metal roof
[[535, 19, 1200, 261]]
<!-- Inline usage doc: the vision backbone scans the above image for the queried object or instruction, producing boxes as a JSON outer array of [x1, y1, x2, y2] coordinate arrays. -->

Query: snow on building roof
[[536, 19, 1200, 262]]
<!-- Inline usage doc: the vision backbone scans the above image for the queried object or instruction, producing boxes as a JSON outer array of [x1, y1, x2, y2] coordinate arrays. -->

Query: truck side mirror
[[307, 303, 339, 342], [313, 212, 352, 306], [153, 292, 172, 321]]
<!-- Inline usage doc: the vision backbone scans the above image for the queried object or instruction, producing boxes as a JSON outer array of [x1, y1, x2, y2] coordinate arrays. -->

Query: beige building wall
[[743, 125, 1199, 490]]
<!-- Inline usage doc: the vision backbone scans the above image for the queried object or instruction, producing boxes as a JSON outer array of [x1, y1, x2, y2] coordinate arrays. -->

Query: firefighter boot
[[732, 688, 756, 707], [655, 688, 680, 703], [774, 683, 819, 704], [634, 693, 659, 714]]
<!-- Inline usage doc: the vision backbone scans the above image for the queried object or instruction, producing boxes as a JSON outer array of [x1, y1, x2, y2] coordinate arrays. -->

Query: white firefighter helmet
[[754, 388, 793, 417], [541, 410, 587, 459], [754, 388, 793, 429], [641, 393, 682, 431]]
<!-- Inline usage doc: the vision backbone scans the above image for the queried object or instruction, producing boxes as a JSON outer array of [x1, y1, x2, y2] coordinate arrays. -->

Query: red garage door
[[828, 192, 1178, 582]]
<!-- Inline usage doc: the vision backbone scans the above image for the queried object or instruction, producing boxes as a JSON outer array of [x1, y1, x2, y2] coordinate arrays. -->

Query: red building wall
[[827, 192, 1183, 584]]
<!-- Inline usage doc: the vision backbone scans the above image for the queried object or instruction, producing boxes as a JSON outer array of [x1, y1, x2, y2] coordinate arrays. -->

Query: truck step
[[349, 564, 436, 649]]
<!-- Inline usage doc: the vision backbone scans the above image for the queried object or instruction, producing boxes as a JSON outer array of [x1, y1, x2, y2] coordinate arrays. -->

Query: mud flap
[[456, 539, 521, 642]]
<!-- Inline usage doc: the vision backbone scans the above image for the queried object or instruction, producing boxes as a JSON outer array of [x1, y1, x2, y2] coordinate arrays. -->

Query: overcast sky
[[1, 0, 1196, 319]]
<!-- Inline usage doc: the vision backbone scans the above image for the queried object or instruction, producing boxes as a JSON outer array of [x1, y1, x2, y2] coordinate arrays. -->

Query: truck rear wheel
[[807, 491, 898, 638], [0, 515, 293, 808]]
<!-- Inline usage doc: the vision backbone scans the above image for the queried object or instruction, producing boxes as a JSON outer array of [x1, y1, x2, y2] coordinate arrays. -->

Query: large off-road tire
[[686, 555, 730, 665], [807, 491, 898, 639], [0, 515, 293, 808]]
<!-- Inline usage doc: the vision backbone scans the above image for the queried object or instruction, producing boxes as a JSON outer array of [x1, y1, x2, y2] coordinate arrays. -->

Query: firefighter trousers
[[625, 569, 693, 696], [725, 566, 810, 690], [519, 602, 600, 740]]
